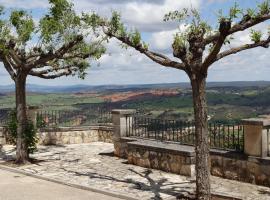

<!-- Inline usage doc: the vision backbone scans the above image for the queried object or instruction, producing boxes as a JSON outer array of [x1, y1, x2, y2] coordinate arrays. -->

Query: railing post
[[242, 117, 270, 158], [0, 127, 6, 147], [112, 109, 136, 158]]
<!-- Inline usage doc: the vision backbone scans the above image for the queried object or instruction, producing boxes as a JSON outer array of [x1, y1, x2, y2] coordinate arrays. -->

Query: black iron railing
[[126, 115, 244, 152], [37, 107, 112, 128], [0, 109, 11, 126]]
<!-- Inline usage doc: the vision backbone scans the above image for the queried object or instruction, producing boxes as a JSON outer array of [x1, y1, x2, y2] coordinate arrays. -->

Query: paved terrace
[[1, 142, 270, 200]]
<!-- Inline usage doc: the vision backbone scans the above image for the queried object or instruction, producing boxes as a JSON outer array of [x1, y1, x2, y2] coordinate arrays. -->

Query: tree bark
[[15, 73, 29, 164], [191, 75, 211, 200]]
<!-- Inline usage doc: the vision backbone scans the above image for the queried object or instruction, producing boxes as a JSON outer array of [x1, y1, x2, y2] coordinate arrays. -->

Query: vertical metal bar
[[214, 123, 217, 148], [155, 119, 157, 139], [218, 124, 221, 148], [267, 127, 270, 156], [145, 117, 147, 138], [179, 121, 182, 143], [172, 120, 175, 142], [129, 115, 131, 137], [232, 125, 235, 150], [209, 123, 212, 147], [147, 118, 150, 139], [136, 116, 138, 137], [227, 125, 230, 149]]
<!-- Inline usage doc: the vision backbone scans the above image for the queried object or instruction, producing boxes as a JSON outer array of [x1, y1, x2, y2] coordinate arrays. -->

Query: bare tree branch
[[105, 30, 186, 70], [29, 70, 73, 79], [202, 20, 231, 71], [8, 50, 23, 68], [29, 64, 75, 75], [215, 36, 270, 62], [2, 56, 16, 80]]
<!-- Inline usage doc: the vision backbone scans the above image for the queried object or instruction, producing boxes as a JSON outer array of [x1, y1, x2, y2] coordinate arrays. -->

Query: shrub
[[7, 110, 38, 155]]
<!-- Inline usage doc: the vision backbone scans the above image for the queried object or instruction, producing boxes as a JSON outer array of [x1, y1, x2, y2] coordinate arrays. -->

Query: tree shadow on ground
[[258, 189, 270, 195], [98, 151, 115, 157], [36, 144, 67, 154], [60, 167, 195, 200]]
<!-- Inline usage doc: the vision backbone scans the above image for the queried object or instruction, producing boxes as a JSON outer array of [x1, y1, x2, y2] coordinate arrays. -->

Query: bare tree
[[0, 0, 105, 163], [92, 1, 270, 199]]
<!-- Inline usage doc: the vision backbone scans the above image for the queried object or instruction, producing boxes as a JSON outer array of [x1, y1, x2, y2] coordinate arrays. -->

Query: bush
[[7, 111, 38, 154]]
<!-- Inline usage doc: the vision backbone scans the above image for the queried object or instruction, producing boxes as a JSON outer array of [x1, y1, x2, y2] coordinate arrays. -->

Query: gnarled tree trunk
[[191, 74, 210, 200], [15, 73, 29, 164]]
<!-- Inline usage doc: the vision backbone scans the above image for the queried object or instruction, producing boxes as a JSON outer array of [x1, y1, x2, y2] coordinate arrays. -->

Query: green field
[[1, 86, 270, 123], [0, 93, 104, 110]]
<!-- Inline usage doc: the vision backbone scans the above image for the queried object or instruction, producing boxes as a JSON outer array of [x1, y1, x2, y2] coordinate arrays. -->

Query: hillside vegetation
[[0, 84, 270, 123]]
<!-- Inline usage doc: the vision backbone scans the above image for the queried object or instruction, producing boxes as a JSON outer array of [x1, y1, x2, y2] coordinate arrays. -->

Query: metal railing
[[0, 109, 11, 126], [126, 115, 244, 152], [37, 107, 112, 128]]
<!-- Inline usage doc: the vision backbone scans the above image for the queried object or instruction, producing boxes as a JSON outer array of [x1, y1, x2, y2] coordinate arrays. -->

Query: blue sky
[[0, 0, 269, 86]]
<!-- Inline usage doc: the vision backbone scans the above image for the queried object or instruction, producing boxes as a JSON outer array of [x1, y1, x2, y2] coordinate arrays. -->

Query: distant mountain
[[0, 81, 270, 94]]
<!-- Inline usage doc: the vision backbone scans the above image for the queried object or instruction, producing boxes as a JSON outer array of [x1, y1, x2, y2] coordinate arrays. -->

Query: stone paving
[[1, 143, 270, 200]]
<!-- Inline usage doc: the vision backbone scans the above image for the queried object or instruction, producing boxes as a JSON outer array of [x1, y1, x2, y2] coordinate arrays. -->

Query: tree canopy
[[97, 1, 270, 76], [0, 0, 106, 81]]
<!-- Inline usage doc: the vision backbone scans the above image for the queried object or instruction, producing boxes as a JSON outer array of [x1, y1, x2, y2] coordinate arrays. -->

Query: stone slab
[[242, 118, 270, 126], [127, 139, 195, 157]]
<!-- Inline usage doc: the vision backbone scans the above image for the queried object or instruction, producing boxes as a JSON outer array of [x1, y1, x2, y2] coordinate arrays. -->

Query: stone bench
[[126, 139, 195, 176], [124, 138, 270, 187]]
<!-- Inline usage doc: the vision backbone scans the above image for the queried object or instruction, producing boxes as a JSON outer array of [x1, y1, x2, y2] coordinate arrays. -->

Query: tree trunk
[[15, 73, 29, 164], [191, 75, 211, 200]]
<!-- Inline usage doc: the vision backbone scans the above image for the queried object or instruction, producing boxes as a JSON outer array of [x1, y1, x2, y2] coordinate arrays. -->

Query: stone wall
[[0, 125, 113, 145], [211, 150, 270, 187], [127, 140, 195, 177], [38, 126, 113, 145], [124, 138, 270, 187], [113, 137, 137, 158]]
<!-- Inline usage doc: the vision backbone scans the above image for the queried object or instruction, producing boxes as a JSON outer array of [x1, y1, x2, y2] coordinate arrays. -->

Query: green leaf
[[250, 29, 262, 43], [10, 10, 34, 43]]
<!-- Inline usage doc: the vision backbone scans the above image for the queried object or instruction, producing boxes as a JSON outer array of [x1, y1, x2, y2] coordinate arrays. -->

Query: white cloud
[[0, 0, 270, 86], [73, 0, 200, 32], [0, 0, 48, 9]]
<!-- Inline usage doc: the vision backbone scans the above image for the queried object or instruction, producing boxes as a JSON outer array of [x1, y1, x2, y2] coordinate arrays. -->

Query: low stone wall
[[122, 138, 270, 187], [0, 125, 113, 145], [98, 126, 114, 143], [38, 126, 113, 145], [127, 140, 195, 176], [211, 150, 270, 187], [113, 137, 137, 158]]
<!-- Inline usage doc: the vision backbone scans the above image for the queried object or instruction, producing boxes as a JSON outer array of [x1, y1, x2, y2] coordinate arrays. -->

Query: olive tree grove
[[0, 0, 105, 163], [93, 1, 270, 199]]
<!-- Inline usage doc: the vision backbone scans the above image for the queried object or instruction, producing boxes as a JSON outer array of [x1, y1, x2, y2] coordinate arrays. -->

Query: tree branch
[[105, 30, 186, 70], [204, 14, 270, 45], [215, 36, 270, 62], [2, 56, 16, 80], [31, 35, 84, 68], [29, 70, 73, 79], [8, 49, 23, 68], [202, 20, 231, 70], [29, 64, 75, 76]]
